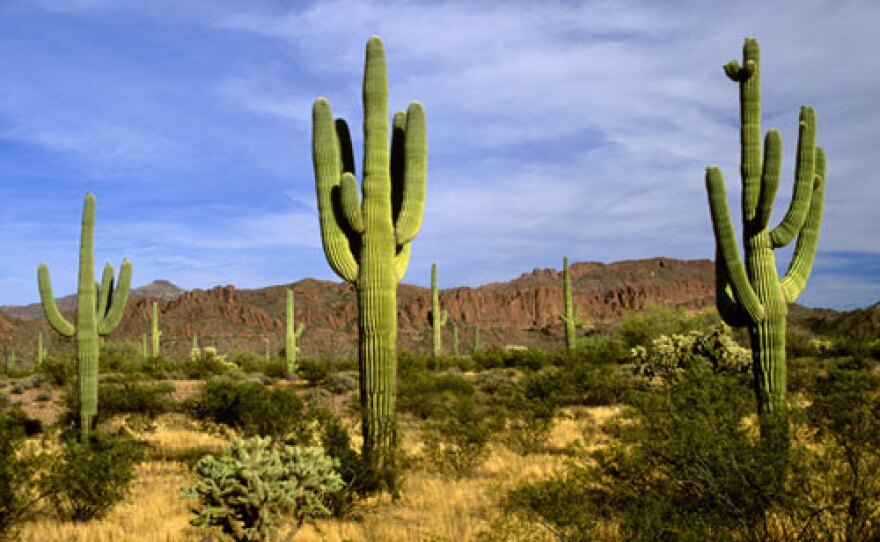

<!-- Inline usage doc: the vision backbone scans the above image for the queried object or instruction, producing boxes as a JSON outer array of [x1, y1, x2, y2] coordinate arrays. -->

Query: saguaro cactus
[[38, 194, 132, 441], [473, 324, 482, 355], [191, 334, 201, 362], [285, 288, 304, 373], [312, 36, 427, 484], [151, 301, 161, 357], [559, 256, 587, 352], [705, 38, 825, 438], [428, 263, 448, 358], [452, 323, 460, 358]]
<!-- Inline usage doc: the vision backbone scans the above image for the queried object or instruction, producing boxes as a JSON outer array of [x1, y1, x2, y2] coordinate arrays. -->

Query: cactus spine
[[560, 256, 587, 352], [705, 38, 825, 438], [285, 288, 304, 373], [452, 323, 460, 358], [38, 194, 132, 441], [151, 301, 161, 357], [312, 36, 427, 484], [429, 263, 448, 358]]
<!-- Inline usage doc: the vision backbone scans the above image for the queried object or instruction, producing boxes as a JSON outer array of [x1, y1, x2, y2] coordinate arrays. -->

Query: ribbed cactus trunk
[[452, 324, 460, 358], [38, 194, 132, 442], [429, 263, 447, 358], [151, 301, 160, 358], [705, 38, 825, 443], [312, 36, 427, 488], [285, 289, 304, 373]]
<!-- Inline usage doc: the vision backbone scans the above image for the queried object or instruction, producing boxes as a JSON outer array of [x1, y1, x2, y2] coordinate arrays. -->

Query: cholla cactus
[[630, 327, 750, 381], [182, 435, 343, 542]]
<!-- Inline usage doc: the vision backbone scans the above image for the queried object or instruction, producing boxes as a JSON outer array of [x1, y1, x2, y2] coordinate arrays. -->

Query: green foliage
[[613, 306, 721, 348], [190, 378, 309, 442], [37, 355, 75, 387], [0, 408, 50, 539], [423, 395, 493, 477], [182, 435, 344, 541], [98, 376, 175, 418], [397, 368, 474, 420], [98, 340, 144, 373], [316, 411, 379, 517], [471, 347, 554, 372], [298, 358, 330, 384], [494, 369, 562, 454], [504, 471, 596, 542], [45, 433, 144, 522]]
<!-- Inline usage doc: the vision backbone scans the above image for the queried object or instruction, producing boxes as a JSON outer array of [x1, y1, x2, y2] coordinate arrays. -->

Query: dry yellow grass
[[16, 405, 623, 541]]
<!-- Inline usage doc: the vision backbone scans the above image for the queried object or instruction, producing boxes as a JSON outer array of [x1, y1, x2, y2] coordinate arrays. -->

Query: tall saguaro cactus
[[559, 256, 587, 352], [428, 263, 448, 358], [312, 36, 427, 484], [38, 194, 132, 441], [452, 323, 460, 358], [285, 288, 304, 373], [705, 38, 825, 438], [151, 301, 161, 357], [36, 332, 46, 365]]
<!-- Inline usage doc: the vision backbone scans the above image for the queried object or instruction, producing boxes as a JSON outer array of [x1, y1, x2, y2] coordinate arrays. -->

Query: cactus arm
[[295, 322, 305, 339], [714, 247, 750, 327], [770, 107, 817, 248], [705, 167, 766, 323], [37, 265, 75, 337], [340, 173, 365, 234], [96, 263, 114, 318], [394, 102, 427, 246], [725, 39, 762, 224], [98, 259, 132, 334], [313, 97, 359, 283], [780, 148, 825, 303], [393, 243, 411, 283], [754, 130, 782, 231]]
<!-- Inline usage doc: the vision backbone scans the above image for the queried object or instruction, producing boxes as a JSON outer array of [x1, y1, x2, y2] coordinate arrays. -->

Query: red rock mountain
[[0, 258, 719, 362]]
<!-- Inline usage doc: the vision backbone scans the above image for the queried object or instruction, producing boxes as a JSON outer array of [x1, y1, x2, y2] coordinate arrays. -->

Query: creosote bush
[[182, 435, 343, 541], [0, 407, 50, 540], [45, 432, 145, 522], [189, 377, 309, 442]]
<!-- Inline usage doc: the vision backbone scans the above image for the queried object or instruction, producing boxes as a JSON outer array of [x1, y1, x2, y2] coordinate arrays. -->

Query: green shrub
[[99, 341, 144, 374], [98, 377, 175, 418], [423, 395, 493, 477], [613, 306, 721, 348], [0, 409, 50, 539], [316, 411, 379, 516], [45, 433, 145, 522], [298, 358, 330, 384], [629, 327, 750, 382], [494, 369, 562, 454], [182, 435, 344, 541], [472, 347, 554, 372], [185, 352, 232, 379], [397, 370, 474, 420], [190, 378, 309, 442]]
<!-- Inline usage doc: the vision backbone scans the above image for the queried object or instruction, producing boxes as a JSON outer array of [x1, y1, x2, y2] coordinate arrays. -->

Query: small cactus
[[285, 288, 305, 373], [452, 323, 460, 358], [559, 256, 588, 352], [36, 332, 46, 365], [428, 263, 448, 358], [191, 334, 200, 362], [150, 301, 161, 358]]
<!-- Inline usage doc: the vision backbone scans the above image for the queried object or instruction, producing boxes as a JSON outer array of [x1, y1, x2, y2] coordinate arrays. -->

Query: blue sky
[[0, 0, 878, 310]]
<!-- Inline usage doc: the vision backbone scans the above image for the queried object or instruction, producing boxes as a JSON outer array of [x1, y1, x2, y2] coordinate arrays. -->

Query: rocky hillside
[[0, 257, 718, 362]]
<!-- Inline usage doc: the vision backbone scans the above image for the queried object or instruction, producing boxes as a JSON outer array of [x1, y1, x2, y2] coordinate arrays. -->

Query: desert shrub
[[423, 395, 493, 477], [321, 372, 359, 395], [0, 405, 42, 436], [185, 351, 232, 379], [504, 366, 833, 541], [316, 412, 379, 516], [472, 347, 554, 372], [99, 340, 144, 373], [804, 358, 880, 539], [98, 377, 175, 418], [190, 378, 309, 442], [45, 433, 145, 522], [182, 435, 343, 541], [0, 409, 50, 540], [568, 334, 629, 365], [613, 306, 721, 348], [494, 369, 563, 454], [298, 358, 330, 384], [786, 328, 819, 358], [397, 370, 474, 420]]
